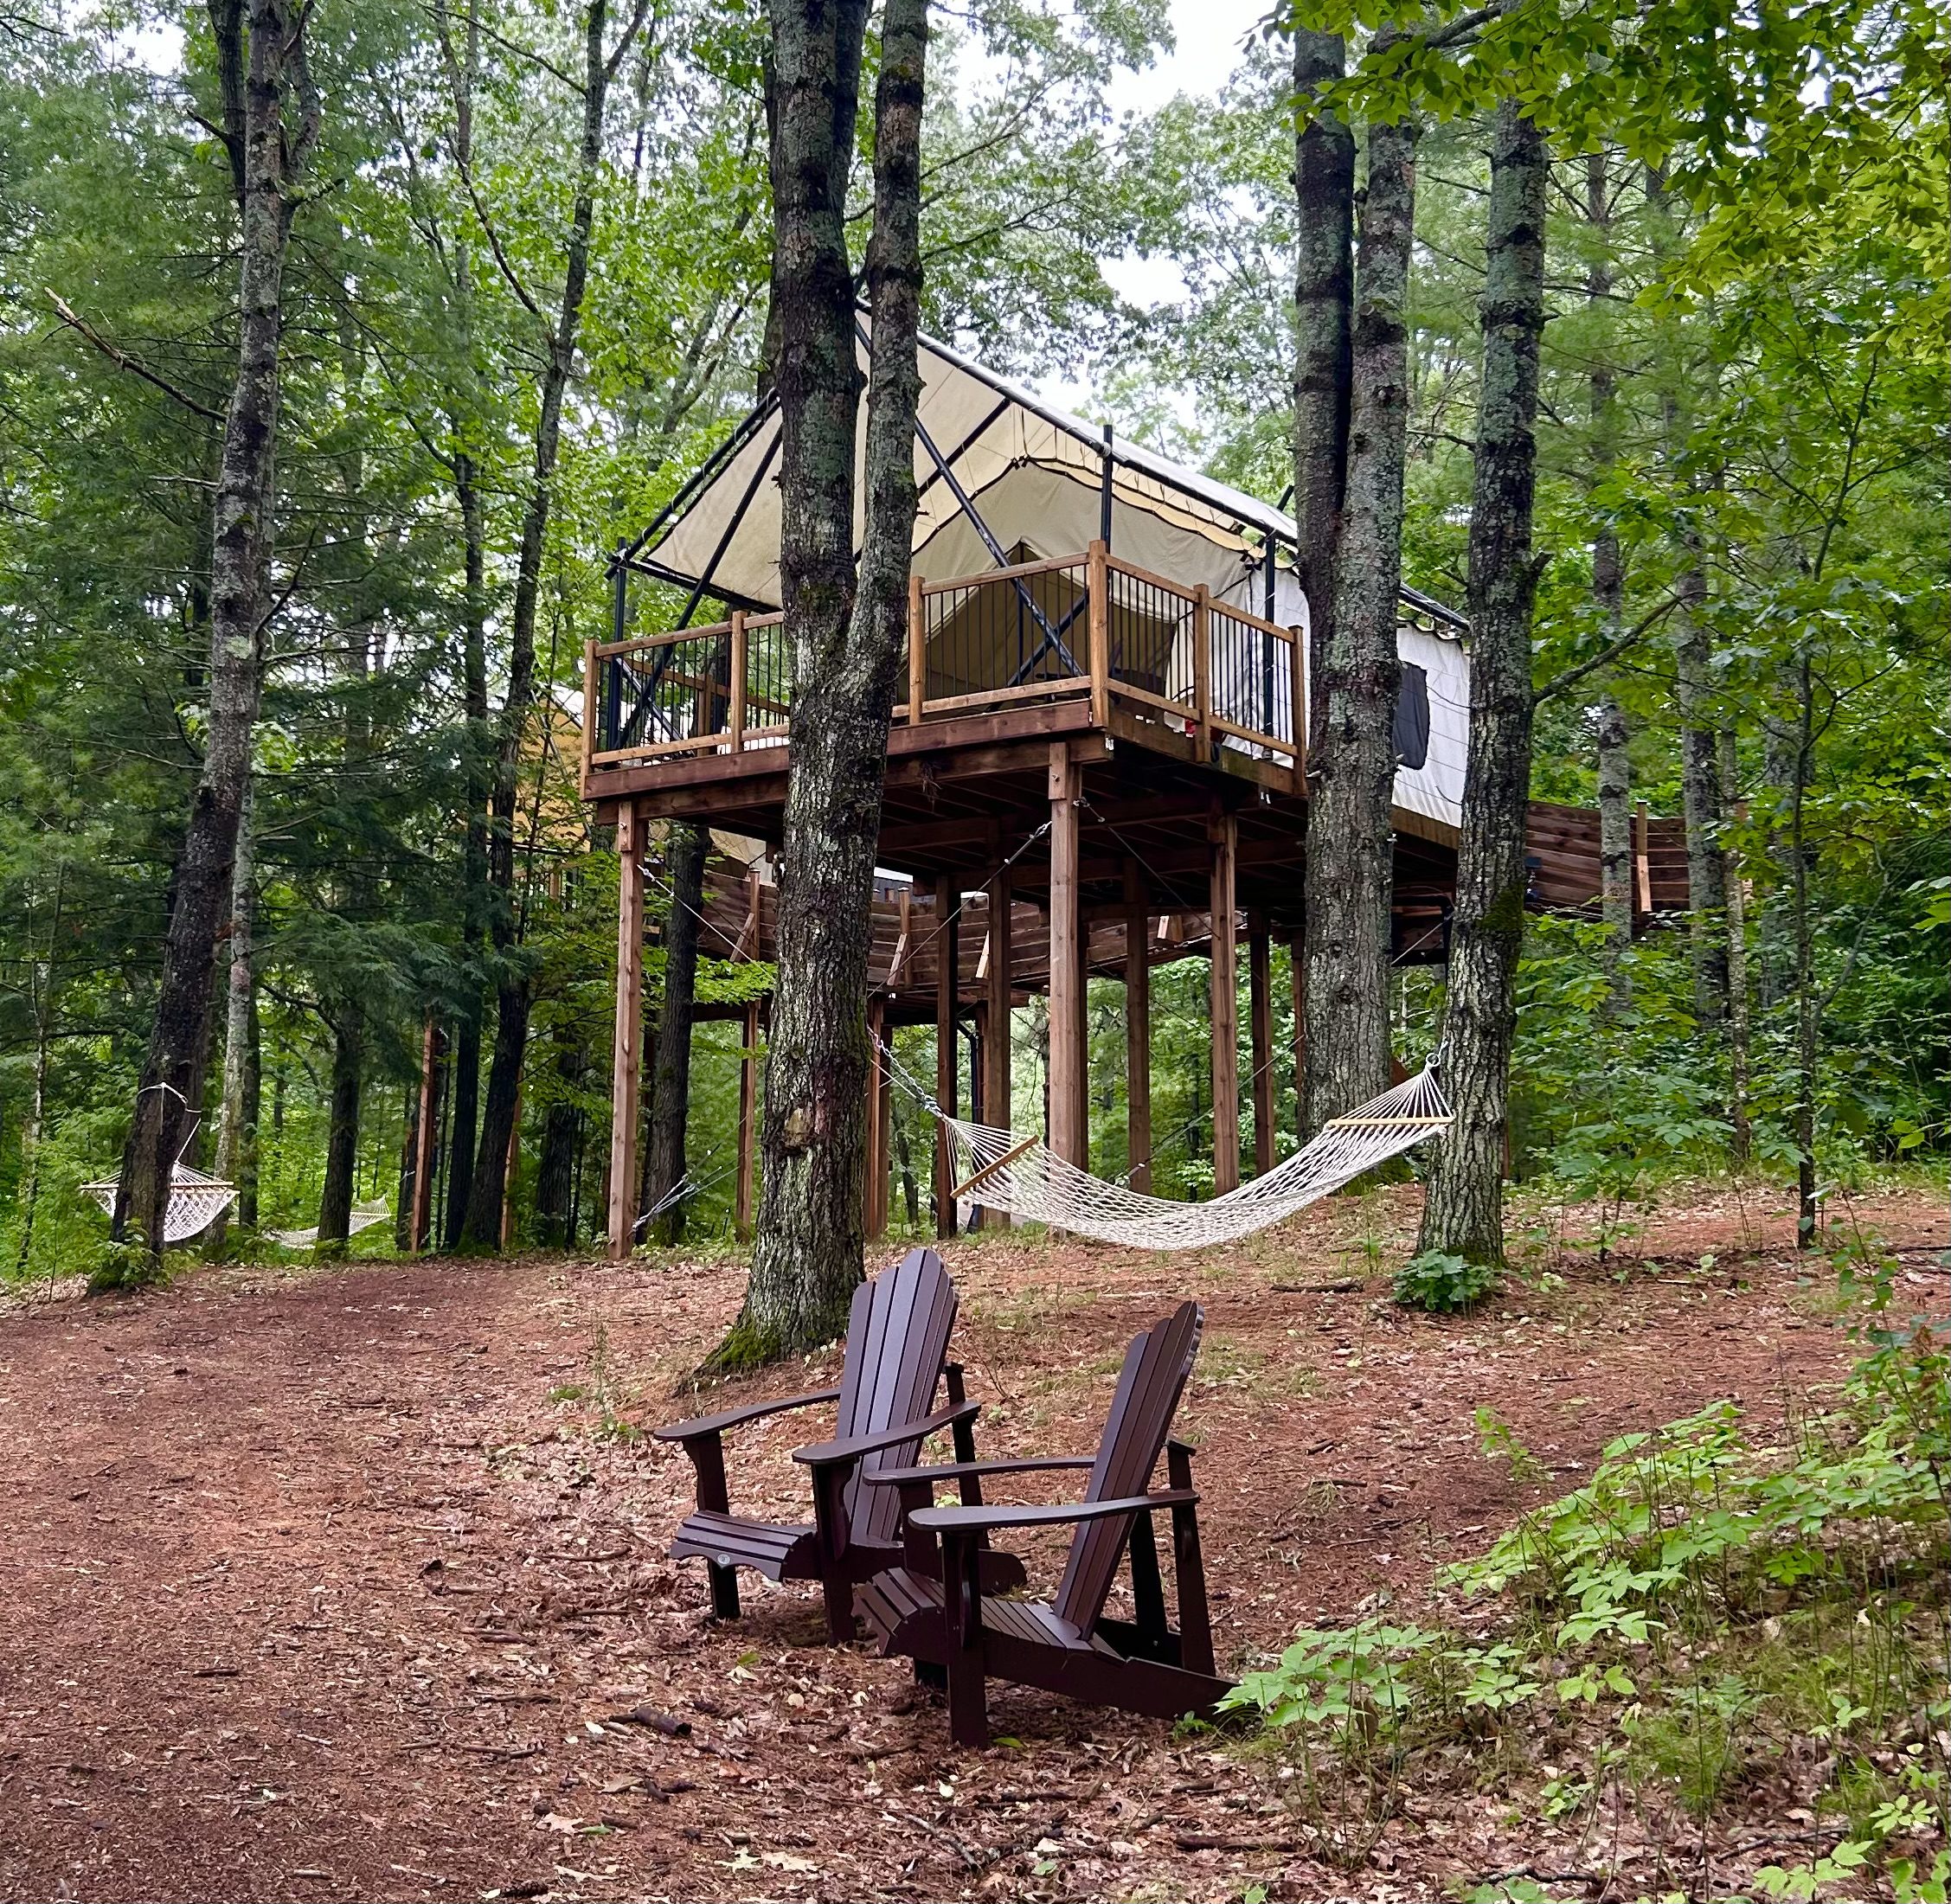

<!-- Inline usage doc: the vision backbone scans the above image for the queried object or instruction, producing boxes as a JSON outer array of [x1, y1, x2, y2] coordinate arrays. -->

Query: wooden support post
[[607, 803, 645, 1261], [934, 875, 959, 1237], [875, 1010, 893, 1235], [1249, 911, 1274, 1177], [982, 863, 1012, 1228], [1087, 537, 1110, 726], [1192, 585, 1212, 760], [1048, 742, 1085, 1169], [735, 998, 760, 1238], [1633, 798, 1652, 921], [908, 571, 927, 723], [728, 610, 747, 751], [1208, 806, 1239, 1194], [863, 997, 885, 1238], [410, 1016, 442, 1251], [1288, 622, 1307, 792], [1123, 858, 1151, 1193], [579, 641, 598, 792]]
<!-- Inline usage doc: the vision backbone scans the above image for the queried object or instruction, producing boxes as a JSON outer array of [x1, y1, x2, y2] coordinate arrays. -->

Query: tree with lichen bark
[[703, 0, 927, 1372], [1416, 99, 1549, 1270], [1301, 77, 1418, 1132], [110, 0, 320, 1279]]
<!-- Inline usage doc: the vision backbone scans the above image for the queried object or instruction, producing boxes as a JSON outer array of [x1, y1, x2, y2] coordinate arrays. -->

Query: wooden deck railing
[[584, 542, 1306, 785]]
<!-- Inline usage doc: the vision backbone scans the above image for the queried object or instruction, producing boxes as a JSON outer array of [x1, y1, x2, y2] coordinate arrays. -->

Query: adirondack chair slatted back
[[833, 1247, 959, 1547], [1052, 1301, 1203, 1638]]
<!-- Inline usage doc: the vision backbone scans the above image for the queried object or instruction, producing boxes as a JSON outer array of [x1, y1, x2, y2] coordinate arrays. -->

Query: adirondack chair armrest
[[654, 1385, 843, 1446], [791, 1400, 979, 1470], [911, 1488, 1197, 1535], [861, 1456, 1095, 1490]]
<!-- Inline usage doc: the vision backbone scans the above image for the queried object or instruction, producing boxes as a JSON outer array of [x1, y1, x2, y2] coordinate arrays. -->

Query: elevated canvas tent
[[622, 328, 1472, 836]]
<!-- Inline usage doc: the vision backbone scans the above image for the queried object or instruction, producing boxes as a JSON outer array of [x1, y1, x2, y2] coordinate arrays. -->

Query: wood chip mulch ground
[[0, 1183, 1941, 1903]]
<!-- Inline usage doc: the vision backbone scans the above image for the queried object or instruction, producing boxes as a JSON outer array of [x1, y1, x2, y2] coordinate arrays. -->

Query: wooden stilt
[[1208, 807, 1239, 1195], [1123, 858, 1152, 1192], [982, 862, 1012, 1228], [735, 998, 760, 1239], [1047, 744, 1085, 1169], [1249, 912, 1274, 1177], [1290, 918, 1308, 1143], [875, 1006, 893, 1235], [863, 997, 883, 1239], [607, 804, 645, 1261], [934, 875, 959, 1237]]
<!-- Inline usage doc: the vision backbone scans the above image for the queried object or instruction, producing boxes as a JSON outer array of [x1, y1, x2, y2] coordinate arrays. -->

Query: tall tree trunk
[[1416, 99, 1548, 1269], [709, 0, 924, 1370], [1717, 727, 1752, 1164], [441, 0, 488, 1247], [1584, 151, 1633, 1008], [536, 1037, 586, 1247], [13, 863, 63, 1279], [316, 1021, 362, 1257], [1646, 168, 1727, 1023], [1301, 104, 1416, 1131], [208, 772, 256, 1256], [462, 0, 650, 1248], [1673, 557, 1729, 1022], [1786, 643, 1819, 1244], [240, 980, 260, 1227], [395, 1085, 419, 1253], [644, 823, 706, 1243], [112, 0, 318, 1273], [1291, 29, 1353, 746]]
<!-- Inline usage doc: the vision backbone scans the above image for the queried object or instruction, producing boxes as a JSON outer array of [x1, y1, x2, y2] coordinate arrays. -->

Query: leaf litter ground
[[0, 1183, 1941, 1902]]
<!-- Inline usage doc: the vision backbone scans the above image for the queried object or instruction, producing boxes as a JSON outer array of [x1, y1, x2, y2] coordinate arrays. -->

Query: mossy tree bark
[[1301, 100, 1415, 1131], [708, 0, 926, 1372], [112, 0, 318, 1272], [1416, 99, 1548, 1270]]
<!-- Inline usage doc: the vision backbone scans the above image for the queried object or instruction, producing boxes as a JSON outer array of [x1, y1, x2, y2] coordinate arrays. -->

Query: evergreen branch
[[44, 292, 225, 421]]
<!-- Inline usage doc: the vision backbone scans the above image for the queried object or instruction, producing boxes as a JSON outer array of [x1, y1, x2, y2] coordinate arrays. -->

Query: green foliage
[[1394, 1247, 1499, 1313], [1224, 1324, 1948, 1856]]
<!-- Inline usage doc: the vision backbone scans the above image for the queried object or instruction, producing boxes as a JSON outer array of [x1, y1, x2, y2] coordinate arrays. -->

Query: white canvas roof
[[628, 327, 1469, 831]]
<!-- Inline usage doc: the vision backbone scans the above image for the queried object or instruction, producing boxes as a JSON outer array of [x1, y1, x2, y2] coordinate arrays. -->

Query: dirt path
[[0, 1185, 1937, 1903]]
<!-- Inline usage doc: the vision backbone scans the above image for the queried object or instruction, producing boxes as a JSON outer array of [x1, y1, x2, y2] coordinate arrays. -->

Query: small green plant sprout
[[1395, 1247, 1499, 1313], [1751, 1836, 1872, 1901], [1537, 1775, 1593, 1821], [1556, 1662, 1635, 1705], [1473, 1406, 1544, 1483]]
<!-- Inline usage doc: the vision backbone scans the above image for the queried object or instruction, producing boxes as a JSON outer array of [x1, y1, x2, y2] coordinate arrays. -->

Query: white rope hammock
[[268, 1201, 391, 1251], [80, 1164, 237, 1246], [917, 1053, 1451, 1252]]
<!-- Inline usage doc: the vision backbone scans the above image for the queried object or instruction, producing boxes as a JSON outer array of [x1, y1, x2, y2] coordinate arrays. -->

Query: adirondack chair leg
[[1126, 1509, 1171, 1657], [1167, 1440, 1215, 1677], [810, 1461, 856, 1644], [940, 1529, 990, 1747], [686, 1430, 742, 1620]]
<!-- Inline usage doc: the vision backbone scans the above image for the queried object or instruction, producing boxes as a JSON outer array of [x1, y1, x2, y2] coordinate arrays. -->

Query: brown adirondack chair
[[854, 1299, 1231, 1745], [655, 1247, 1024, 1642]]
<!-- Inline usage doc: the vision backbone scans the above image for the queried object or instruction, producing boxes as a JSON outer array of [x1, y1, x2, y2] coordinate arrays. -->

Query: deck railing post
[[580, 638, 598, 791], [728, 610, 747, 752], [1088, 539, 1110, 724], [908, 571, 927, 723], [1288, 622, 1307, 794], [1192, 586, 1212, 759]]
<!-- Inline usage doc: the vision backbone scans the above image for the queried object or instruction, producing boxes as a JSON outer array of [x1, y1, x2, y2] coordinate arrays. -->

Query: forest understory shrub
[[1220, 1279, 1949, 1890]]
